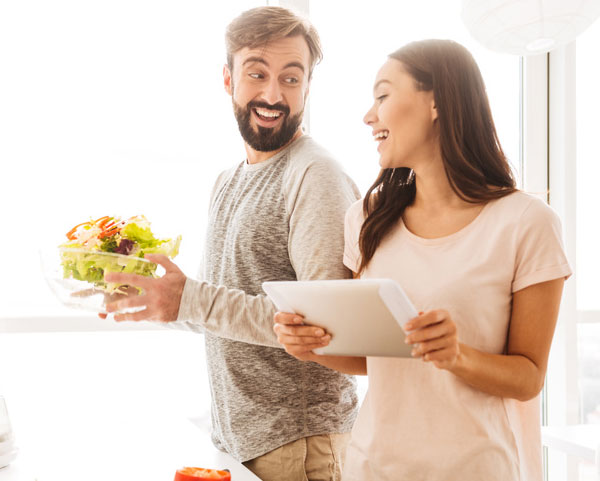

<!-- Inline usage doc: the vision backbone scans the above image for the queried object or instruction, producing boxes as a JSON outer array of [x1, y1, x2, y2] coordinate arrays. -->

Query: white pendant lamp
[[461, 0, 600, 55]]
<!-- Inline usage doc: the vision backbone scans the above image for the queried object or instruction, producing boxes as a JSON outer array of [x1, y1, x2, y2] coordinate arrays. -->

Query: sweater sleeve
[[174, 279, 280, 347], [285, 157, 361, 281], [169, 166, 281, 346], [171, 142, 360, 347]]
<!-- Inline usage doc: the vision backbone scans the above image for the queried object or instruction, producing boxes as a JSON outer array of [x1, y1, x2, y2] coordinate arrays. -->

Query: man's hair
[[225, 6, 323, 79]]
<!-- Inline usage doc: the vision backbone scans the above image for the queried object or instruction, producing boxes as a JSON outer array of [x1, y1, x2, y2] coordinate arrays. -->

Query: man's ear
[[223, 64, 233, 96]]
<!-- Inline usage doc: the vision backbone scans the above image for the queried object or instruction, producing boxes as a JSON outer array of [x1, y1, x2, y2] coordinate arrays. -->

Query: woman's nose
[[363, 104, 376, 125]]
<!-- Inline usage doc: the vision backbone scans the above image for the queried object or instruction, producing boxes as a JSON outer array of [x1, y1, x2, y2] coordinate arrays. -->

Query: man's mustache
[[247, 100, 290, 116]]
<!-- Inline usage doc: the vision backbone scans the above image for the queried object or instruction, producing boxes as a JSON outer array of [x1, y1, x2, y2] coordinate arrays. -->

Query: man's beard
[[233, 99, 304, 152]]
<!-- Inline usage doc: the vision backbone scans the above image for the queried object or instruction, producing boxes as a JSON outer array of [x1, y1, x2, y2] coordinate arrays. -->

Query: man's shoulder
[[208, 162, 243, 205], [214, 163, 241, 187], [286, 135, 344, 174]]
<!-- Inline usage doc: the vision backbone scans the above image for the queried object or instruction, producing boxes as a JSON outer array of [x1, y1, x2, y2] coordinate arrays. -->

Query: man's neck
[[245, 130, 304, 165]]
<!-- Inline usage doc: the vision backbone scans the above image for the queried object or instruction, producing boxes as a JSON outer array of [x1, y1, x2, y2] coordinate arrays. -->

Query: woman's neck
[[411, 160, 468, 213]]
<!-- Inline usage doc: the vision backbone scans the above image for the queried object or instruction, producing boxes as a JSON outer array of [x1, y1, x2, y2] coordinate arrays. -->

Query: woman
[[273, 39, 571, 481]]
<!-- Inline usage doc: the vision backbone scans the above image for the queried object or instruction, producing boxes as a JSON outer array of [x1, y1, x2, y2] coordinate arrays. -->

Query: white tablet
[[262, 278, 418, 357]]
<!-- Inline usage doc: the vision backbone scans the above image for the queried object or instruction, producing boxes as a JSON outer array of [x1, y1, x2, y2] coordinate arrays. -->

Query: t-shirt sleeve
[[286, 158, 360, 281], [343, 199, 364, 274], [512, 198, 572, 293]]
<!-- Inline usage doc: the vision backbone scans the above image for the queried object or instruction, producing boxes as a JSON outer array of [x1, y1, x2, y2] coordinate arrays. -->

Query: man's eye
[[284, 77, 299, 84], [249, 72, 263, 79]]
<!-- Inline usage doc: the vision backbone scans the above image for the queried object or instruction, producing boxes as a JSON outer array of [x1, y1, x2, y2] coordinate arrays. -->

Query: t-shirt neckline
[[399, 198, 495, 246]]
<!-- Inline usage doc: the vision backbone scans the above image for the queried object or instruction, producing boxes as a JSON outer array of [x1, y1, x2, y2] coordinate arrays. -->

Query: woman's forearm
[[307, 354, 368, 375], [449, 344, 544, 401]]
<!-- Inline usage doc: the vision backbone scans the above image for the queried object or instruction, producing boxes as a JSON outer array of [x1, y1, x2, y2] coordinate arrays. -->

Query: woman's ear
[[431, 98, 438, 122]]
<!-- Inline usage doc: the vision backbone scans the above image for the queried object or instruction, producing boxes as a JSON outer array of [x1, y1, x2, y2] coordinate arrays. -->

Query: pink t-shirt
[[342, 191, 572, 481]]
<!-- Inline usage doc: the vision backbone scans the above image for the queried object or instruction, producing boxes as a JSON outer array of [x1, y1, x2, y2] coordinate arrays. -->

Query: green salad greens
[[60, 215, 181, 292]]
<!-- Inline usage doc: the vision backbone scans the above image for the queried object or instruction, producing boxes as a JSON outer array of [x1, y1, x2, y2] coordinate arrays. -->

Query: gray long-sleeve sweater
[[175, 135, 360, 462]]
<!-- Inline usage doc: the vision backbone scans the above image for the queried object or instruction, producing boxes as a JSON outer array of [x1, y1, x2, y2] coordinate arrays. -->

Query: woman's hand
[[404, 309, 460, 370], [273, 312, 331, 361]]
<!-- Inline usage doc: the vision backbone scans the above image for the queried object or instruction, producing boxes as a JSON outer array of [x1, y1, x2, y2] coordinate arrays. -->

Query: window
[[0, 0, 264, 473], [574, 15, 600, 480], [0, 0, 261, 321], [308, 1, 521, 195], [543, 16, 600, 481]]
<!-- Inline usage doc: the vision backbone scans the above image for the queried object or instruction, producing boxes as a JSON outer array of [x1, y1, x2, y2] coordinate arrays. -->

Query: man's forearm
[[173, 277, 280, 348]]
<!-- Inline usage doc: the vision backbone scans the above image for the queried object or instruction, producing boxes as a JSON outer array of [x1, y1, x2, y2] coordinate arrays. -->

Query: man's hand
[[104, 254, 187, 323]]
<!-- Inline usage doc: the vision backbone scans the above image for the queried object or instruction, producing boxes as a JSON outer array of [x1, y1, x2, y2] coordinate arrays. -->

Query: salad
[[59, 215, 181, 293]]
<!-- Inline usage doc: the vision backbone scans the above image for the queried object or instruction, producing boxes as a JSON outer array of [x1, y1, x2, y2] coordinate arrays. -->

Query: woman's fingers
[[411, 335, 455, 357], [404, 309, 460, 369], [274, 311, 304, 325], [405, 317, 456, 345], [273, 318, 331, 361], [276, 331, 331, 346], [404, 309, 448, 332], [284, 343, 329, 359], [274, 323, 326, 337]]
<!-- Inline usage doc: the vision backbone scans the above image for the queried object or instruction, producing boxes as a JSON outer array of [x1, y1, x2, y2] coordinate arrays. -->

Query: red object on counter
[[174, 467, 232, 481]]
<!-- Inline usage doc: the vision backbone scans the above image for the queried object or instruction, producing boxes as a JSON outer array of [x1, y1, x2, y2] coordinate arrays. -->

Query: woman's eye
[[377, 94, 388, 102]]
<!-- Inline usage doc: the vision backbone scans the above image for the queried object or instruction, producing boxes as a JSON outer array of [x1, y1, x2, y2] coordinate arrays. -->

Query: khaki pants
[[243, 433, 350, 481]]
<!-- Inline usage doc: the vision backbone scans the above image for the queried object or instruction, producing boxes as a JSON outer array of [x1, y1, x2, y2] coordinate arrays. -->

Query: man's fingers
[[144, 254, 179, 273], [114, 308, 151, 323], [106, 294, 148, 314], [104, 272, 155, 290]]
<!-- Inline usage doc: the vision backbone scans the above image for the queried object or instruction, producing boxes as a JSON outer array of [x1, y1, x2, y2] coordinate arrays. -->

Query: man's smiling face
[[224, 35, 311, 153]]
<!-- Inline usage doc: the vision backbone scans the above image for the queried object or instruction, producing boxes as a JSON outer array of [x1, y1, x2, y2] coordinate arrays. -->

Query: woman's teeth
[[375, 131, 389, 140]]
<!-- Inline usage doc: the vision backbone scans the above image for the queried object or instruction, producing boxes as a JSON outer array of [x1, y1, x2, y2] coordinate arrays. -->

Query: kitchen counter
[[0, 412, 260, 481]]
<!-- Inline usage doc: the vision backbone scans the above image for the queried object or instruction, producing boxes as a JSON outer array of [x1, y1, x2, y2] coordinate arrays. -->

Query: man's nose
[[261, 78, 284, 106]]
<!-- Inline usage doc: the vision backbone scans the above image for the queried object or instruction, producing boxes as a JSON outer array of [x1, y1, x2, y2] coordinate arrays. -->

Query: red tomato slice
[[174, 467, 231, 481]]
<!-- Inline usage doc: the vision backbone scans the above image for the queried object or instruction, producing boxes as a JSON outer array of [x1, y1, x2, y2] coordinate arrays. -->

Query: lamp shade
[[461, 0, 600, 55]]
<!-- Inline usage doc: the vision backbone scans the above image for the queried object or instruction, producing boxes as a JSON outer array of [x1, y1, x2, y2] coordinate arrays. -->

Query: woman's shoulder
[[488, 190, 562, 227], [346, 198, 365, 224]]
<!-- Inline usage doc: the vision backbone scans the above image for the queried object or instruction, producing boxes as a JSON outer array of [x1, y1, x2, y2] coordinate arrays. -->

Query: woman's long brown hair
[[358, 39, 517, 273]]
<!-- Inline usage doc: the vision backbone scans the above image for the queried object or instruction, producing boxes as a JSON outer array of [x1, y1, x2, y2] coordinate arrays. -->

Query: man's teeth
[[375, 131, 389, 140], [255, 108, 282, 118]]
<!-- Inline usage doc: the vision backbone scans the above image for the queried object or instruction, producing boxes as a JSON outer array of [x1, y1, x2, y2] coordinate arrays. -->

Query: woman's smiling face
[[364, 58, 438, 170]]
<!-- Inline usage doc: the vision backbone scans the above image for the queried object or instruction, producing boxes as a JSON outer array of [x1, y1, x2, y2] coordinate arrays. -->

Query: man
[[106, 7, 359, 481]]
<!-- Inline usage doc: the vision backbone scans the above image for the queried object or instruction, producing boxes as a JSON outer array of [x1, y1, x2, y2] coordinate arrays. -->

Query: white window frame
[[526, 42, 600, 481]]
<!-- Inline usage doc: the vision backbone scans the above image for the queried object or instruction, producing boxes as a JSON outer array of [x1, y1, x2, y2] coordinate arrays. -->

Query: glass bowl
[[40, 247, 158, 314]]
